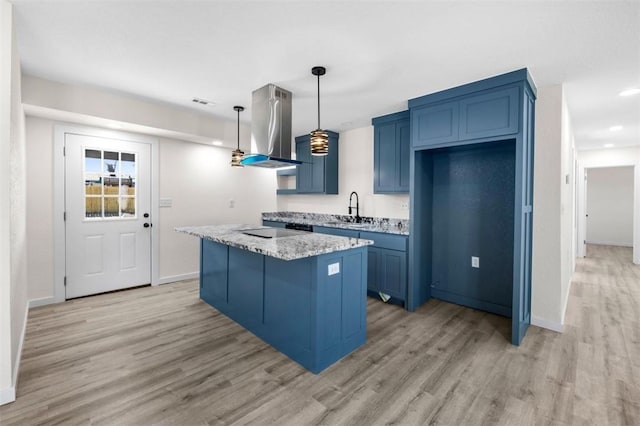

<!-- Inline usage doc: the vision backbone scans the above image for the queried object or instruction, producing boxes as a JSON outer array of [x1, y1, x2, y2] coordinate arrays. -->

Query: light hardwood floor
[[1, 244, 638, 425]]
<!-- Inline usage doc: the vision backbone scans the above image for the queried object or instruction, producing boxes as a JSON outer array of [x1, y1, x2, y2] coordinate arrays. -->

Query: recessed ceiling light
[[212, 141, 223, 146], [619, 88, 640, 97], [609, 125, 623, 132], [192, 97, 216, 106], [341, 121, 353, 127], [604, 143, 614, 148]]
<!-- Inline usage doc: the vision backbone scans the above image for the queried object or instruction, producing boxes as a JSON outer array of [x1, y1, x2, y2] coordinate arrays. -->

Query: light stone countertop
[[176, 224, 373, 261], [262, 212, 410, 236]]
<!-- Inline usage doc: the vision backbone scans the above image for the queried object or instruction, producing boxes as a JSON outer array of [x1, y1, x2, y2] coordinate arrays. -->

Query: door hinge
[[64, 276, 67, 286], [63, 211, 66, 221], [63, 146, 66, 156]]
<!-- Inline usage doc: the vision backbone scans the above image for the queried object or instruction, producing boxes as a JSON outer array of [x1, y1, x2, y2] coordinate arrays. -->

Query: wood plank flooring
[[1, 244, 638, 425]]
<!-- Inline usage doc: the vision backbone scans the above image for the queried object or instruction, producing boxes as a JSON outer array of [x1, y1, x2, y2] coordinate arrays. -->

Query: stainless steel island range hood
[[240, 84, 302, 168]]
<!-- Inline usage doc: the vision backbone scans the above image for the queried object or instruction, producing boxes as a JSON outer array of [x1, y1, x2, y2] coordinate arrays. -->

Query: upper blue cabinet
[[372, 111, 410, 193], [295, 131, 339, 194], [411, 78, 523, 149]]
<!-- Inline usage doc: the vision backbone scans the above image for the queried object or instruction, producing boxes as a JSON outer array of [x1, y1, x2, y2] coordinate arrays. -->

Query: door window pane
[[104, 197, 120, 217], [120, 197, 135, 217], [104, 151, 119, 176], [83, 149, 137, 220], [85, 197, 102, 218]]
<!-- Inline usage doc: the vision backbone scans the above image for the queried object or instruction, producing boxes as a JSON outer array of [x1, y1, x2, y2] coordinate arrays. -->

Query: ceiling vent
[[192, 97, 216, 106]]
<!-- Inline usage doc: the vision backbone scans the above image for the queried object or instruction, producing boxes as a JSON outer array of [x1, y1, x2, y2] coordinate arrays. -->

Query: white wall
[[0, 0, 28, 405], [586, 166, 634, 246], [531, 85, 575, 332], [560, 92, 576, 328], [21, 75, 241, 147], [0, 0, 14, 403], [157, 136, 276, 281], [276, 126, 410, 219], [25, 117, 277, 300]]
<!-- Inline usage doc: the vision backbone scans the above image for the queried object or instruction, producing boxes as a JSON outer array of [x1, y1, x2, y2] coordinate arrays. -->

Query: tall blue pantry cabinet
[[407, 69, 536, 345]]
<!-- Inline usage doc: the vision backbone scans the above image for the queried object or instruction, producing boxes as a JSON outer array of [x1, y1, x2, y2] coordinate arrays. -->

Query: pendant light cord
[[317, 73, 321, 129]]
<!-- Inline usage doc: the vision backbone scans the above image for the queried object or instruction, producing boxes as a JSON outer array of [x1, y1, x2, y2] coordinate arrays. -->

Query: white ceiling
[[12, 1, 640, 150]]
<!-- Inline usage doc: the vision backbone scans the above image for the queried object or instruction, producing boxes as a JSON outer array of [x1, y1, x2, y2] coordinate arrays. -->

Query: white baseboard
[[531, 315, 564, 333], [29, 296, 57, 308], [1, 300, 29, 406], [0, 386, 15, 406], [157, 272, 199, 285], [585, 240, 633, 248]]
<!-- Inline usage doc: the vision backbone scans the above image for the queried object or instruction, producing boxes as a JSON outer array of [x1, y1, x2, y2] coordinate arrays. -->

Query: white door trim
[[576, 161, 639, 265], [54, 123, 160, 303]]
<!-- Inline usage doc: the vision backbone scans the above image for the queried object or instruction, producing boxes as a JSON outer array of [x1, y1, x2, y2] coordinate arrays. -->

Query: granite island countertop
[[176, 224, 373, 261], [262, 212, 410, 236]]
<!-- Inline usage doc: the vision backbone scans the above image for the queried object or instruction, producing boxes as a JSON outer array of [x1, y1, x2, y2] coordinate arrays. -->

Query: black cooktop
[[242, 228, 306, 239]]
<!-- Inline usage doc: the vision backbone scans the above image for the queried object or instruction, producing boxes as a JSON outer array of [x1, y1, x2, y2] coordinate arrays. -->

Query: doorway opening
[[585, 166, 634, 249]]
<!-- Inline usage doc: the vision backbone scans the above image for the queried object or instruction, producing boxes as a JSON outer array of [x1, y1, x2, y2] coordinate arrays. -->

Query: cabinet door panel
[[412, 101, 459, 147], [374, 122, 397, 192], [367, 248, 379, 292], [360, 231, 407, 251], [228, 247, 264, 327], [310, 154, 325, 193], [201, 239, 228, 305], [381, 249, 406, 299], [459, 87, 519, 140], [295, 140, 313, 193]]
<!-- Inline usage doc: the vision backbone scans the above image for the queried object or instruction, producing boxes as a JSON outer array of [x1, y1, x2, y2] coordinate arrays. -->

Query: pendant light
[[310, 66, 329, 156], [230, 105, 245, 167]]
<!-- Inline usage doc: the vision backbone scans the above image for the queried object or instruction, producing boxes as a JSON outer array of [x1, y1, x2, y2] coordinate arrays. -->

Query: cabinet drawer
[[359, 231, 407, 251], [262, 220, 286, 228], [412, 101, 459, 147], [459, 86, 519, 140], [314, 226, 360, 238]]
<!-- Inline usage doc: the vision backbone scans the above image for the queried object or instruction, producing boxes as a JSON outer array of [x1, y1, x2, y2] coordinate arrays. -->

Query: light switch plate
[[328, 262, 340, 276], [159, 198, 172, 208], [471, 256, 480, 268]]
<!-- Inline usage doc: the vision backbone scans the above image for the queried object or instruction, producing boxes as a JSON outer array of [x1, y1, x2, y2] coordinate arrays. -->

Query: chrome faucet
[[348, 191, 361, 223]]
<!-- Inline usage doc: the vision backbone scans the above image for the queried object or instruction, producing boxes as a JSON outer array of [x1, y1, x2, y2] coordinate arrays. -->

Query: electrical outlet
[[400, 201, 409, 209], [328, 262, 340, 276], [471, 256, 480, 268], [229, 199, 235, 208]]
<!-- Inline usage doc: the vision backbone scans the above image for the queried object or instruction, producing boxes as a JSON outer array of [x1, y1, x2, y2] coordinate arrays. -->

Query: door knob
[[144, 223, 152, 228], [144, 213, 149, 218]]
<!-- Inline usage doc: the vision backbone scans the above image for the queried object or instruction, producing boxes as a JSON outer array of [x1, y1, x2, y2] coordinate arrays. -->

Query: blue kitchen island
[[176, 224, 372, 374]]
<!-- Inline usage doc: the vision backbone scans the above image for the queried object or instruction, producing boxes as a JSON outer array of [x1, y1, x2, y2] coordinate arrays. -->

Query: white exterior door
[[65, 133, 152, 298]]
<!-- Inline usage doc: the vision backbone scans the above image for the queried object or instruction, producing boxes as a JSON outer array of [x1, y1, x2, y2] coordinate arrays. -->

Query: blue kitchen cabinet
[[199, 238, 367, 373], [295, 131, 339, 194], [314, 226, 408, 303], [412, 85, 520, 149], [408, 68, 536, 345], [372, 111, 410, 193], [360, 231, 407, 301]]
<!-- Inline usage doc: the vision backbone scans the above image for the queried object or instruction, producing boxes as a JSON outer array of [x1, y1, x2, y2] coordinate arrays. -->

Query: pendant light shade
[[231, 105, 245, 167], [310, 66, 329, 156]]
